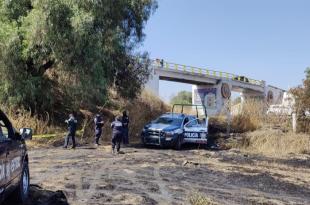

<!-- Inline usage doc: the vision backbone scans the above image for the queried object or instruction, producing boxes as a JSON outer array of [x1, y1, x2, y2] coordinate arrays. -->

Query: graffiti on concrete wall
[[194, 88, 217, 109]]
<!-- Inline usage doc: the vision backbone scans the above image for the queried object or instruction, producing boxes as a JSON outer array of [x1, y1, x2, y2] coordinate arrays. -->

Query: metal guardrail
[[152, 60, 264, 87]]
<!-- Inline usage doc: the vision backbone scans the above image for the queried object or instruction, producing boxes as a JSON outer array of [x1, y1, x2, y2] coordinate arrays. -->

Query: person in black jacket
[[122, 111, 130, 145], [94, 114, 104, 146], [64, 113, 77, 149], [111, 116, 123, 154]]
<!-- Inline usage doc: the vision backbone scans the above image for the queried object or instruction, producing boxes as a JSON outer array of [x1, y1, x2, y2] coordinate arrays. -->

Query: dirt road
[[8, 145, 310, 205]]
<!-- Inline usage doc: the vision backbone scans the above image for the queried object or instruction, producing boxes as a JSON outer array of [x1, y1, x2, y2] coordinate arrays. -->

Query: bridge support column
[[239, 91, 265, 114], [145, 68, 159, 95], [192, 81, 232, 116], [264, 85, 285, 105]]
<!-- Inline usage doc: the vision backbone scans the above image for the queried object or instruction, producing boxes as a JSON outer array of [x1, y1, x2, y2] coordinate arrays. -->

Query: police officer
[[111, 116, 123, 154], [94, 113, 104, 146], [0, 126, 3, 139], [122, 111, 130, 145], [64, 113, 77, 149]]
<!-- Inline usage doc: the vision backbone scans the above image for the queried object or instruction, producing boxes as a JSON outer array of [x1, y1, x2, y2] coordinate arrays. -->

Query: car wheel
[[174, 136, 182, 150], [14, 163, 30, 204]]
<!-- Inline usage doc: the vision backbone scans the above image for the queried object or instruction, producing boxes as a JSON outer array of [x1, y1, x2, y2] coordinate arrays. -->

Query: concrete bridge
[[146, 60, 286, 116]]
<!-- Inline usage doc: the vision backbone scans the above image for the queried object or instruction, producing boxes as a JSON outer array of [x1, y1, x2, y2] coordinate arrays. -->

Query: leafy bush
[[291, 68, 310, 133], [0, 0, 158, 115]]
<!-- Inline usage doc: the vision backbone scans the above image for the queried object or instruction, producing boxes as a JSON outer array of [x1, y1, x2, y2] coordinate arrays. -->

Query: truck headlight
[[165, 131, 175, 136]]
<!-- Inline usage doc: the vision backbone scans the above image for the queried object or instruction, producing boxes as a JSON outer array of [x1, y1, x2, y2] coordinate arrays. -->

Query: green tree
[[0, 0, 157, 113], [170, 91, 192, 105], [305, 67, 310, 79], [291, 67, 310, 115]]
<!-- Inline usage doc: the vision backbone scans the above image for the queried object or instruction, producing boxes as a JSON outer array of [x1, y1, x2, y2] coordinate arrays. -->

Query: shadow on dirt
[[4, 185, 69, 205], [218, 151, 310, 169], [273, 157, 310, 169], [129, 141, 222, 151]]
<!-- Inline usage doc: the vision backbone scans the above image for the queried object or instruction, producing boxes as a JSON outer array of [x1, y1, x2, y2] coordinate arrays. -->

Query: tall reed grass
[[238, 129, 310, 156], [0, 105, 54, 134]]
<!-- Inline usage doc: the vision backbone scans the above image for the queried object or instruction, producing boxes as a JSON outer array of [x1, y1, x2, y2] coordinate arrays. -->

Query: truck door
[[0, 124, 10, 195], [6, 134, 23, 186], [0, 113, 22, 191], [184, 117, 200, 139], [183, 117, 208, 143], [0, 135, 7, 200]]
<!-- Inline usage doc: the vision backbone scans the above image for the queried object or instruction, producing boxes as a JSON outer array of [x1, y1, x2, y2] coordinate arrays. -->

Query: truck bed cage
[[171, 104, 207, 118]]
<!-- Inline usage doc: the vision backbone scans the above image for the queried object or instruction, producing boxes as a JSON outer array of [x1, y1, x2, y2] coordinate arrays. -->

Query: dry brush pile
[[238, 129, 310, 156], [210, 99, 310, 156]]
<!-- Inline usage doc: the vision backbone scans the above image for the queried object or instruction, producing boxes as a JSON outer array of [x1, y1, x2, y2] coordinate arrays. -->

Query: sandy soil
[[6, 145, 310, 205]]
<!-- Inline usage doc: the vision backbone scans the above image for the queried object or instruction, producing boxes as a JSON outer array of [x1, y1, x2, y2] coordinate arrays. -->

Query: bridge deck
[[152, 61, 265, 93]]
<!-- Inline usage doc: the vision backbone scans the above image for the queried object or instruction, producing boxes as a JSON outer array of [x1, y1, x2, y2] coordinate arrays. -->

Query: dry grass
[[208, 115, 228, 134], [297, 116, 310, 133], [0, 105, 57, 134], [231, 99, 265, 133], [237, 129, 310, 156], [74, 89, 169, 144], [209, 100, 266, 134], [11, 89, 168, 147], [123, 90, 169, 142], [189, 193, 218, 205]]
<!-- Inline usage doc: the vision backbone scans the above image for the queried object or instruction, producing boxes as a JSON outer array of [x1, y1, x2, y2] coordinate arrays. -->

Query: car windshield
[[154, 116, 183, 126]]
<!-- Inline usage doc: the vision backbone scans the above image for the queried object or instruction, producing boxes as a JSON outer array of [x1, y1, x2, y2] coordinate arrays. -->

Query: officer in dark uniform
[[122, 111, 129, 145], [94, 114, 104, 146], [111, 116, 123, 154], [0, 126, 3, 139], [64, 113, 77, 149]]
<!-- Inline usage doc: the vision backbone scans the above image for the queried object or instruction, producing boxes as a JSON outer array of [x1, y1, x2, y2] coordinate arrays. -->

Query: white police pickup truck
[[0, 109, 32, 204], [141, 104, 208, 149]]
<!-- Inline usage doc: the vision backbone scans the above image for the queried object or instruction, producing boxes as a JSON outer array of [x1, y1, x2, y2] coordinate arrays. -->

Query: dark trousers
[[64, 132, 76, 148], [112, 133, 122, 152], [95, 130, 102, 144], [123, 128, 129, 145]]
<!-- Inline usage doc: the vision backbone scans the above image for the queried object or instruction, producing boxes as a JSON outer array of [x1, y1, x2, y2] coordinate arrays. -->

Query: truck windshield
[[154, 117, 183, 126]]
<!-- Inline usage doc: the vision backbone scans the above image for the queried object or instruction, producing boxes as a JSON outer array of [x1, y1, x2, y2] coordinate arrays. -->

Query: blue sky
[[140, 0, 310, 102]]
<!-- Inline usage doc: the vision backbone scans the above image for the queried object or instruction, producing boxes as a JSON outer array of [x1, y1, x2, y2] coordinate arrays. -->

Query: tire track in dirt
[[153, 166, 173, 204]]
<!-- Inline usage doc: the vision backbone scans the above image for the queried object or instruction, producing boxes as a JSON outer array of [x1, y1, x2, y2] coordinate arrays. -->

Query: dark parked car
[[0, 109, 32, 204]]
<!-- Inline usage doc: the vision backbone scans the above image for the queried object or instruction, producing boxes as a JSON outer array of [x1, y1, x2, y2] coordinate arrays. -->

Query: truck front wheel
[[14, 162, 30, 204]]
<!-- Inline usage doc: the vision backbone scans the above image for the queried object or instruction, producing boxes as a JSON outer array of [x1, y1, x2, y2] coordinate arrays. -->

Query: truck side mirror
[[19, 128, 32, 140]]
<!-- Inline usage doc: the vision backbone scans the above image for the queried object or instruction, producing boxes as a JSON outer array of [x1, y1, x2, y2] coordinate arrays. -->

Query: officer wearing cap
[[122, 110, 130, 145], [111, 116, 123, 154], [94, 113, 104, 146], [64, 113, 77, 149]]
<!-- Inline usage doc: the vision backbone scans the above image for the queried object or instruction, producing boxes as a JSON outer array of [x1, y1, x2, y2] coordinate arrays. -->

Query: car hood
[[146, 123, 180, 131]]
